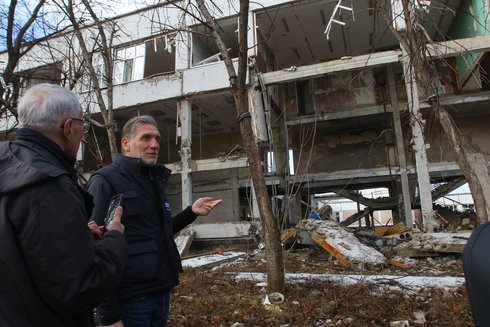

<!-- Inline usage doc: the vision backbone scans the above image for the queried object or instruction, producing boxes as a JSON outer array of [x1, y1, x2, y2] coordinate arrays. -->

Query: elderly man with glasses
[[0, 83, 127, 327], [60, 117, 91, 134]]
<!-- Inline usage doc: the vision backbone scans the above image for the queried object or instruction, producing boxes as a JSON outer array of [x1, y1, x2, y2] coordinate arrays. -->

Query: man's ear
[[121, 137, 129, 153], [61, 119, 74, 139]]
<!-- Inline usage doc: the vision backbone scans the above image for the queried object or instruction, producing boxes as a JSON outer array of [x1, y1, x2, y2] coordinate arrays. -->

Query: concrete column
[[250, 182, 260, 220], [248, 11, 257, 58], [178, 99, 192, 208], [247, 81, 268, 142], [401, 50, 435, 230], [284, 191, 302, 226], [272, 127, 287, 175], [387, 65, 413, 227], [231, 173, 240, 219]]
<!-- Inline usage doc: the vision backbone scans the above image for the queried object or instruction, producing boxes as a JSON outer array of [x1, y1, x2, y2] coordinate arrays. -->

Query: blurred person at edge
[[0, 83, 127, 327], [86, 115, 222, 327]]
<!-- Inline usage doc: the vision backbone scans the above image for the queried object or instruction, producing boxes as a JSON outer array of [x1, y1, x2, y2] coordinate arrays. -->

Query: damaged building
[[1, 0, 489, 243]]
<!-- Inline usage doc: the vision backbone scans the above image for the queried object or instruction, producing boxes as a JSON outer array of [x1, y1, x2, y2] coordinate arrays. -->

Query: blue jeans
[[120, 293, 170, 327]]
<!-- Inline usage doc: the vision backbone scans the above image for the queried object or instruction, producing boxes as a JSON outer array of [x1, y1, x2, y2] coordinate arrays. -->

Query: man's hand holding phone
[[108, 206, 125, 234], [104, 194, 125, 234]]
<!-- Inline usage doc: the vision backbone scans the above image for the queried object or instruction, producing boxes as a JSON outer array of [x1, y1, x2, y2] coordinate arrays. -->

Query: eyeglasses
[[60, 117, 91, 134]]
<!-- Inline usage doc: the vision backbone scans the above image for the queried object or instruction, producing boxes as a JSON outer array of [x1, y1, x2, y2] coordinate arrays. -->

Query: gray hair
[[18, 83, 81, 130], [121, 115, 158, 140]]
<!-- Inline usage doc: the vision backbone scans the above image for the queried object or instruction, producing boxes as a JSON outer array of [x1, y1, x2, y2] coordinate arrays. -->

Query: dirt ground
[[168, 247, 473, 327]]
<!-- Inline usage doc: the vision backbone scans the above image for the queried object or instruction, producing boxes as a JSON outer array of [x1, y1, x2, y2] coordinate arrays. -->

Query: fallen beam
[[295, 219, 387, 266], [311, 233, 349, 268]]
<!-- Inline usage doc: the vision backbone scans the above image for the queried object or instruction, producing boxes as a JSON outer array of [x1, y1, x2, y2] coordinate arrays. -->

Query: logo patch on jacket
[[164, 202, 171, 215]]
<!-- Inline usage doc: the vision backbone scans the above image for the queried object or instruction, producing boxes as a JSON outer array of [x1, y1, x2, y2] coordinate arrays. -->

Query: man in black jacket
[[86, 115, 221, 327], [0, 83, 128, 327]]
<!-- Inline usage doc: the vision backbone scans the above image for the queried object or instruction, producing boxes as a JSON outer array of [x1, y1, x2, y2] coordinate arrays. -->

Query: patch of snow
[[182, 252, 245, 268], [229, 272, 464, 291]]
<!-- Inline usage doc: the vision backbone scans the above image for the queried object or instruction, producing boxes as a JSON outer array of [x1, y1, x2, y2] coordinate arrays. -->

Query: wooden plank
[[311, 233, 349, 268], [384, 223, 409, 236], [281, 229, 297, 242], [386, 258, 410, 269]]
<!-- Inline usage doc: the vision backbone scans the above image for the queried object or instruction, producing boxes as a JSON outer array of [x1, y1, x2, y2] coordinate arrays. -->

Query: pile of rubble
[[283, 217, 471, 268], [283, 219, 387, 267], [395, 231, 470, 257]]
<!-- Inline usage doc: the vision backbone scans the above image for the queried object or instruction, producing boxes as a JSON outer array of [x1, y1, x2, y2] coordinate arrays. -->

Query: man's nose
[[150, 139, 159, 149]]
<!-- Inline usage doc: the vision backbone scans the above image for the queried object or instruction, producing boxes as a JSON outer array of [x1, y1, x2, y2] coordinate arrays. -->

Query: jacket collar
[[13, 128, 77, 181], [114, 154, 171, 182]]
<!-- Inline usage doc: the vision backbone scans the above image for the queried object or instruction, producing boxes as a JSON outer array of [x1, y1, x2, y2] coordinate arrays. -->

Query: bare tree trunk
[[195, 0, 284, 292], [238, 97, 285, 292], [434, 105, 488, 224], [396, 0, 489, 225]]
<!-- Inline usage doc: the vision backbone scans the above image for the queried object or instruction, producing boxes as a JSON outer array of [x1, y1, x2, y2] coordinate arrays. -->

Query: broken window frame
[[143, 32, 177, 77], [266, 149, 295, 175], [18, 62, 62, 96], [112, 32, 177, 85], [190, 16, 240, 67], [113, 43, 145, 85]]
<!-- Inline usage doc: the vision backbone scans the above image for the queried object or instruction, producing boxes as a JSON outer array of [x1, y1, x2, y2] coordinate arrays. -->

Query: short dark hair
[[121, 115, 158, 140]]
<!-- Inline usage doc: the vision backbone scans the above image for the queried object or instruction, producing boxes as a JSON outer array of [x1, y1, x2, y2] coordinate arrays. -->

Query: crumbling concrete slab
[[174, 228, 195, 257], [181, 251, 245, 270], [188, 221, 254, 239], [395, 231, 470, 257], [294, 219, 387, 266]]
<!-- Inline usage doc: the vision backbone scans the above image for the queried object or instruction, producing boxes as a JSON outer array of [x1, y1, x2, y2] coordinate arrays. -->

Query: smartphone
[[104, 194, 123, 231]]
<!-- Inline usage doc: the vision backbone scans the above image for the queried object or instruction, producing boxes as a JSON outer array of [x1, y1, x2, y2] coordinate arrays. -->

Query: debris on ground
[[394, 231, 470, 257], [434, 204, 475, 231], [355, 223, 412, 247], [283, 219, 387, 266], [167, 246, 474, 326], [164, 212, 475, 326]]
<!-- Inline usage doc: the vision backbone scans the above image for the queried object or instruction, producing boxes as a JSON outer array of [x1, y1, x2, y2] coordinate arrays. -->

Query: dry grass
[[168, 248, 474, 327]]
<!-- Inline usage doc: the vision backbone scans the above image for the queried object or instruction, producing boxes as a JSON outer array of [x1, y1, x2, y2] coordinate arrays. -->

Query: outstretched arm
[[172, 198, 223, 234], [191, 197, 223, 216]]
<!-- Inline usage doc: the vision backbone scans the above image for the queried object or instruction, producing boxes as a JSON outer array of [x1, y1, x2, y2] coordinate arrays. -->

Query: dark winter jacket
[[86, 154, 197, 324], [0, 129, 127, 327]]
